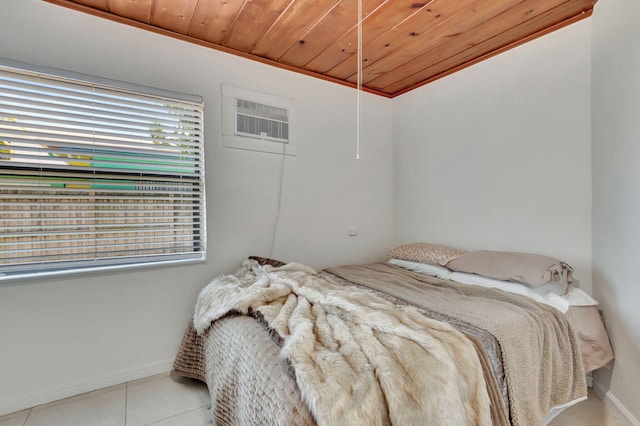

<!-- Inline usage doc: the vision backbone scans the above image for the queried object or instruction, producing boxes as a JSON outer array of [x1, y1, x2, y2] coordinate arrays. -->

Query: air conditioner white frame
[[221, 84, 297, 156]]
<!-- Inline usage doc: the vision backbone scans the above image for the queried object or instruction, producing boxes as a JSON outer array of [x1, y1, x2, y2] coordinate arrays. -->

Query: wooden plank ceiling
[[45, 0, 597, 98]]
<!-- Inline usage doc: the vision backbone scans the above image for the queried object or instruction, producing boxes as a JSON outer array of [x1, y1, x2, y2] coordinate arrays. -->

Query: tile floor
[[548, 389, 623, 426], [0, 372, 211, 426], [0, 373, 623, 426]]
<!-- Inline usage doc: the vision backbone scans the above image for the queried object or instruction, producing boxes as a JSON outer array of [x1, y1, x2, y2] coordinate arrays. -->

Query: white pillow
[[388, 258, 452, 280], [563, 287, 598, 307], [448, 271, 570, 313]]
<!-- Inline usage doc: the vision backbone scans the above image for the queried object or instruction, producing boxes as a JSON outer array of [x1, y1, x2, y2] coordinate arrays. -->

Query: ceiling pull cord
[[356, 0, 363, 160]]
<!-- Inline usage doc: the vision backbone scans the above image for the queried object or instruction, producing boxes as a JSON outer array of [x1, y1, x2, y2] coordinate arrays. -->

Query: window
[[0, 59, 205, 280], [222, 85, 296, 156]]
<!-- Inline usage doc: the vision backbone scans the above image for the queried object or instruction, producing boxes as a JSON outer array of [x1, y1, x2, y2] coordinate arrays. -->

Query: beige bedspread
[[327, 263, 587, 426], [190, 260, 492, 426], [175, 316, 315, 425]]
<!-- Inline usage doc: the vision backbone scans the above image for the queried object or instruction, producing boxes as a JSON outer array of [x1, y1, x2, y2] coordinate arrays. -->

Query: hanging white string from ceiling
[[356, 0, 363, 160]]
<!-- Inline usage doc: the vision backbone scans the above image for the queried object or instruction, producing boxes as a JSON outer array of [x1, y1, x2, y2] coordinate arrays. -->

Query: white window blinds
[[0, 60, 205, 279]]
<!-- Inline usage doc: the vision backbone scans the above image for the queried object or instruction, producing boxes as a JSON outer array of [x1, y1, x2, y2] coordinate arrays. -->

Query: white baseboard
[[593, 378, 640, 426], [0, 358, 174, 417]]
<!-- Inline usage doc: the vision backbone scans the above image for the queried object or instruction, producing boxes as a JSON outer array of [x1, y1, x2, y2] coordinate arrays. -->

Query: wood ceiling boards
[[44, 0, 598, 98]]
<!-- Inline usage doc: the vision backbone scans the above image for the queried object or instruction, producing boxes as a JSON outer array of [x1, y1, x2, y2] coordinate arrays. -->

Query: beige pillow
[[389, 243, 466, 267], [446, 250, 573, 294]]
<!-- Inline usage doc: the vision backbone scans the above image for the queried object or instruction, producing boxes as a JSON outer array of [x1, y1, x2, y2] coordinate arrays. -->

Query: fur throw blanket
[[193, 259, 492, 426]]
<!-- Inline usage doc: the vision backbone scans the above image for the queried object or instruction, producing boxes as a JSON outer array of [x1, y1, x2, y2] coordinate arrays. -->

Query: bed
[[174, 246, 613, 426]]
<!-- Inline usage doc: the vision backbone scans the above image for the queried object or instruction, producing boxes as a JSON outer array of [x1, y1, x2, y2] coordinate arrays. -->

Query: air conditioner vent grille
[[236, 98, 289, 143]]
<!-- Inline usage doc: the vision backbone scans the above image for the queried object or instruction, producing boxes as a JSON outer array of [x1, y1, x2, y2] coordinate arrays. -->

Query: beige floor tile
[[125, 372, 172, 387], [0, 409, 30, 426], [146, 406, 212, 426], [549, 390, 623, 426], [28, 384, 125, 412], [25, 387, 125, 426], [125, 373, 210, 426]]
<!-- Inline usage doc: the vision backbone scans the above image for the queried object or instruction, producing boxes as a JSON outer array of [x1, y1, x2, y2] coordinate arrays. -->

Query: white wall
[[591, 0, 640, 424], [392, 20, 593, 292], [0, 1, 393, 415]]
